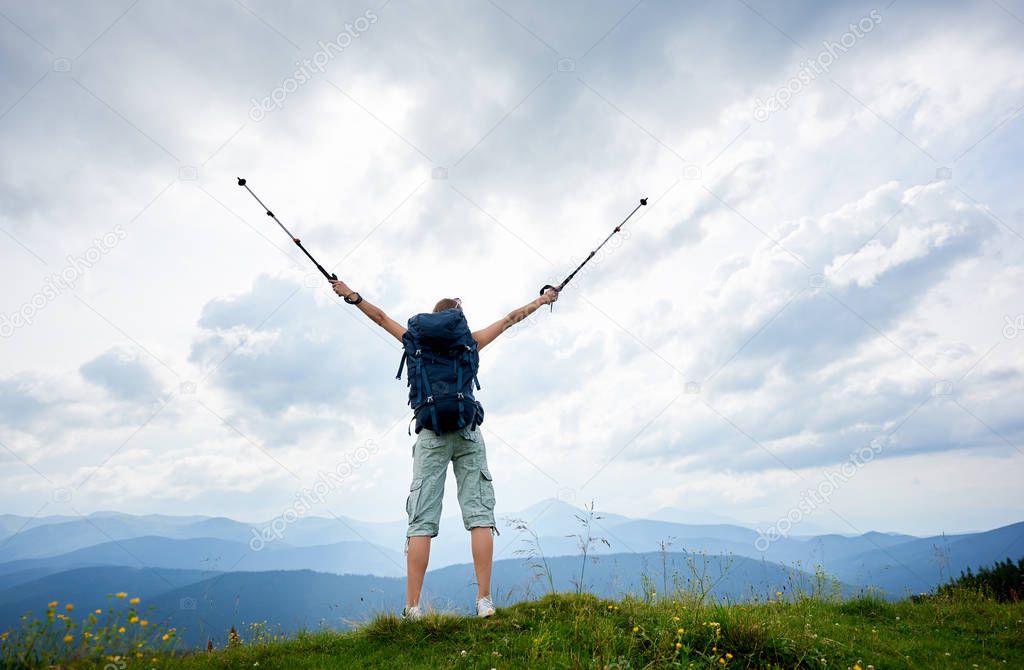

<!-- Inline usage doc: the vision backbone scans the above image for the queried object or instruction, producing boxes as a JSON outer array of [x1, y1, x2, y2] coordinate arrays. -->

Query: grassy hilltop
[[160, 592, 1024, 670], [5, 589, 1021, 670]]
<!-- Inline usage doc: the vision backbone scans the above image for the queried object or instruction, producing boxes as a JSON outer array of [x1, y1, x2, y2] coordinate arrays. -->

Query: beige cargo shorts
[[406, 425, 497, 538]]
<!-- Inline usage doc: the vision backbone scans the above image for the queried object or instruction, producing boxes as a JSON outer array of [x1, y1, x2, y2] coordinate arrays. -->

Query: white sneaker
[[476, 595, 495, 618], [402, 605, 423, 620]]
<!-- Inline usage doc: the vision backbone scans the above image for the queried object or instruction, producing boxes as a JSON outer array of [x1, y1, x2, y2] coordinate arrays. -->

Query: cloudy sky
[[1, 0, 1022, 539]]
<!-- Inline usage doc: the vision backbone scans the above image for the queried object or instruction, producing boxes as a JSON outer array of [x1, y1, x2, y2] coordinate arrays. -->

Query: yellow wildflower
[[632, 626, 639, 633], [719, 659, 726, 665], [140, 620, 149, 627], [129, 615, 139, 624], [65, 603, 74, 612], [675, 642, 682, 649], [95, 609, 102, 615], [726, 653, 733, 659], [63, 634, 73, 643], [48, 601, 58, 609], [677, 628, 684, 634], [118, 627, 126, 634], [130, 597, 141, 605], [162, 634, 171, 642], [115, 592, 127, 599]]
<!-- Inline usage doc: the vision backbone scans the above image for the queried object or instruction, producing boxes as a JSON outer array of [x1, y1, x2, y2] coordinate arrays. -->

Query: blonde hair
[[433, 298, 460, 313]]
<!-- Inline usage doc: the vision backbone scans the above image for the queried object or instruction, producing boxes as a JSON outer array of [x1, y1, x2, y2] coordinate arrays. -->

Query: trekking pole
[[236, 177, 337, 282], [539, 197, 647, 309]]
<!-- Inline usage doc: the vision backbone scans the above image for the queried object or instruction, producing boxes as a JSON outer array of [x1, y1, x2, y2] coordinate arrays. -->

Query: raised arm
[[472, 288, 559, 351], [330, 279, 406, 343]]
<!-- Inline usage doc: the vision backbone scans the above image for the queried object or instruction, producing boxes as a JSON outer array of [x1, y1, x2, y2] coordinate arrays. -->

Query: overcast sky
[[1, 0, 1022, 538]]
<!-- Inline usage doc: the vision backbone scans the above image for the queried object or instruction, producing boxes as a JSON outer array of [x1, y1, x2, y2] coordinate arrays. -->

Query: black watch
[[344, 291, 363, 305]]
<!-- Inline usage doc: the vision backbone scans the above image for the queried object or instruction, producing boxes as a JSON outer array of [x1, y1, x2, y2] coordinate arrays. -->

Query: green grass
[[137, 590, 1023, 670]]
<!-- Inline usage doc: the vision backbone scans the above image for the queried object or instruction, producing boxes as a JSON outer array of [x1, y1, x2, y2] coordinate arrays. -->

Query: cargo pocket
[[479, 468, 495, 510], [406, 478, 423, 520]]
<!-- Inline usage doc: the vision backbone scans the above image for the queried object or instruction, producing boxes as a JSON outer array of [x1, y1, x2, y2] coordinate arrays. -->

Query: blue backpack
[[395, 308, 484, 434]]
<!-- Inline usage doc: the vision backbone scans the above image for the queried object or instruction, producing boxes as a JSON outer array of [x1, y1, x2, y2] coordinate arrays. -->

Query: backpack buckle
[[414, 349, 422, 356], [457, 392, 464, 400], [426, 395, 434, 404]]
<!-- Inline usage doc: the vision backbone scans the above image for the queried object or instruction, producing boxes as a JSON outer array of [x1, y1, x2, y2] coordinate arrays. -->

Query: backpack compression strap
[[395, 351, 408, 380], [417, 354, 439, 433]]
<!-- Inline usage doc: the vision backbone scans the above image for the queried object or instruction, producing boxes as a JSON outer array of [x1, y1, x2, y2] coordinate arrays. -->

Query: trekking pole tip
[[640, 197, 648, 206], [237, 177, 246, 186]]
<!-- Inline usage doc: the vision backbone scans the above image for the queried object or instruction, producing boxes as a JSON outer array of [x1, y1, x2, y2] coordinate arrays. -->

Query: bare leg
[[406, 536, 431, 607], [470, 527, 493, 599]]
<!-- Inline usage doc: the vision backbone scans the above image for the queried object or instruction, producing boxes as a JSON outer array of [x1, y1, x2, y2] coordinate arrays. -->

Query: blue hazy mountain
[[645, 507, 837, 536], [0, 566, 66, 589], [0, 514, 80, 541], [0, 516, 250, 561], [0, 504, 1020, 612], [0, 566, 212, 621], [0, 536, 405, 578], [829, 521, 1024, 595], [0, 512, 404, 563]]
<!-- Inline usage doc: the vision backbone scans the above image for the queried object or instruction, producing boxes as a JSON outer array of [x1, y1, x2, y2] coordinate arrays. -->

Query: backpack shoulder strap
[[395, 317, 421, 380]]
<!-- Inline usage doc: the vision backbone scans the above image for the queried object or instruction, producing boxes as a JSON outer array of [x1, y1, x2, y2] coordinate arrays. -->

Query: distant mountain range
[[1, 501, 1021, 647]]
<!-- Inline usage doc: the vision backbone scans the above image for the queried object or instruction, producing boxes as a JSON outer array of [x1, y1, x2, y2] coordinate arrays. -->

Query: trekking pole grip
[[539, 284, 559, 312]]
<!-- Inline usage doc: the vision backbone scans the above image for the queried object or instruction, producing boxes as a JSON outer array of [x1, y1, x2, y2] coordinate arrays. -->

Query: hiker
[[330, 279, 559, 619]]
